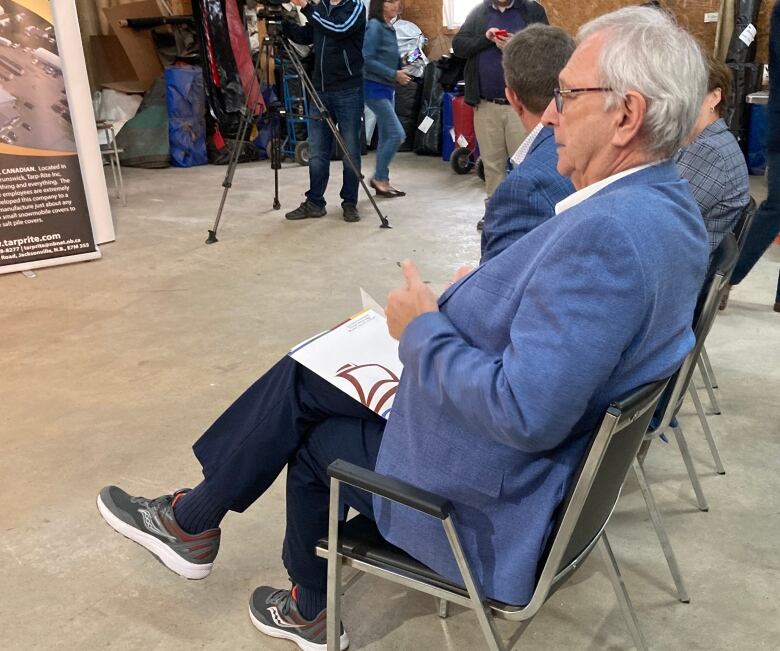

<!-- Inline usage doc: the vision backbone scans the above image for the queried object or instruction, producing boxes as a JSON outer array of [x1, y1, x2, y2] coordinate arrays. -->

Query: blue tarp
[[165, 66, 208, 167]]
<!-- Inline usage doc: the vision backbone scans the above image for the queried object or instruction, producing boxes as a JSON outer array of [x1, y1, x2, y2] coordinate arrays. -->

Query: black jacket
[[452, 0, 548, 106], [284, 0, 366, 93]]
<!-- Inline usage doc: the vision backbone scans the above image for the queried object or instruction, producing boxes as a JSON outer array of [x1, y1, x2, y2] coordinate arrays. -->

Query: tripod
[[207, 23, 391, 244]]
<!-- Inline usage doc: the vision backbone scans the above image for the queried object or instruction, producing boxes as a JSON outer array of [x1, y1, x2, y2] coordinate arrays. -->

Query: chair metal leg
[[437, 598, 449, 619], [636, 437, 652, 466], [326, 480, 344, 651], [599, 533, 648, 651], [632, 460, 690, 603], [700, 346, 719, 388], [672, 425, 709, 512], [109, 126, 126, 206], [697, 357, 721, 415], [442, 517, 505, 651], [687, 384, 726, 475]]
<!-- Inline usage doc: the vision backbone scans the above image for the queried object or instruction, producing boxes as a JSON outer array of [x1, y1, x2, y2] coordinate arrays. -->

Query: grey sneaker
[[342, 204, 360, 223], [97, 486, 220, 580], [286, 200, 326, 220], [248, 585, 349, 651]]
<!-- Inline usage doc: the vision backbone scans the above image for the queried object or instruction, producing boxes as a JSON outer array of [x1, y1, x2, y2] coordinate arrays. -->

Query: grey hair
[[578, 6, 707, 159]]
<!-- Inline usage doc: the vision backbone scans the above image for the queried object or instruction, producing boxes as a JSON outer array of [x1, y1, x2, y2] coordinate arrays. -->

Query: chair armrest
[[327, 459, 453, 520]]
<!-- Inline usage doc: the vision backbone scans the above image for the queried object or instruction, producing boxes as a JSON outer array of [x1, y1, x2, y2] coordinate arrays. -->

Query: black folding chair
[[634, 234, 739, 603], [316, 379, 670, 651], [698, 195, 756, 407]]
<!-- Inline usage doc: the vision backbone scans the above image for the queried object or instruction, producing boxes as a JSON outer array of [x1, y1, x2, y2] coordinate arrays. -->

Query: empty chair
[[317, 379, 670, 651]]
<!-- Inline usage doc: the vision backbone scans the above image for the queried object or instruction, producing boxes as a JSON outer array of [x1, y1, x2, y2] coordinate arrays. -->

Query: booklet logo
[[335, 362, 399, 419]]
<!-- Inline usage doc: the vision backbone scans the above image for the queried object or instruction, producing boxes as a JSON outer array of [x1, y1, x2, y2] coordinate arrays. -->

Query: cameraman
[[284, 0, 367, 223]]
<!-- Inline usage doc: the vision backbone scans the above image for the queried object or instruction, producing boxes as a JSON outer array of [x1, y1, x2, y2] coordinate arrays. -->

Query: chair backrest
[[652, 233, 739, 427], [523, 378, 669, 615], [733, 196, 757, 252]]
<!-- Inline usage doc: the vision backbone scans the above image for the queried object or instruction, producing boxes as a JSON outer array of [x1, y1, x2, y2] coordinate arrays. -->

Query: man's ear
[[611, 90, 647, 149], [505, 86, 525, 118]]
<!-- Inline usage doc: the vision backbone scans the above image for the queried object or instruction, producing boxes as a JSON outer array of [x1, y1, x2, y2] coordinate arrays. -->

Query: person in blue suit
[[480, 24, 576, 263], [96, 7, 709, 649]]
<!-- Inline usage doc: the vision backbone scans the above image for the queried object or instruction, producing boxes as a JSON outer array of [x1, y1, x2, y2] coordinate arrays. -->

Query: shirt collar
[[511, 122, 544, 166], [492, 0, 515, 11], [554, 162, 659, 215]]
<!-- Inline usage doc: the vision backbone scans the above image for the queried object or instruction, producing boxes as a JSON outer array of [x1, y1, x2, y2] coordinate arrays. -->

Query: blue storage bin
[[747, 103, 767, 175]]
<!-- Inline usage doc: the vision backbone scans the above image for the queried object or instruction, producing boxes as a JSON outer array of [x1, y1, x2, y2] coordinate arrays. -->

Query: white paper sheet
[[290, 309, 402, 419]]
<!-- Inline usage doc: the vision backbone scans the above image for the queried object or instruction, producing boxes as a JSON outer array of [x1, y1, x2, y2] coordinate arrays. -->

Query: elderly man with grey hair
[[96, 7, 710, 650]]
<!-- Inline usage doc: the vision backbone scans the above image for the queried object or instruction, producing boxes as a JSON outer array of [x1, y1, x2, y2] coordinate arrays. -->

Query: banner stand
[[0, 0, 114, 276]]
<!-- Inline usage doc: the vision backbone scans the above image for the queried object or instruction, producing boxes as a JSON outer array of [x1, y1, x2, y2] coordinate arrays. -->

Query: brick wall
[[400, 1, 771, 64]]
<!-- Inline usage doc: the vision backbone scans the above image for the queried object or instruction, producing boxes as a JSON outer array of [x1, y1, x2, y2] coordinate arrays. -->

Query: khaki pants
[[474, 101, 527, 198]]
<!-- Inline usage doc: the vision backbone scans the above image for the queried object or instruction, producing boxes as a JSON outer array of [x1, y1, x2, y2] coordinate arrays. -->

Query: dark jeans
[[733, 152, 780, 289], [192, 356, 384, 593], [306, 86, 364, 208]]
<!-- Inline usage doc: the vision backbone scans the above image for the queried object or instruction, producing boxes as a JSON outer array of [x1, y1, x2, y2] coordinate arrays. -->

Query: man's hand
[[449, 264, 474, 286], [396, 70, 412, 86], [486, 28, 511, 48], [386, 260, 439, 341], [290, 0, 307, 8]]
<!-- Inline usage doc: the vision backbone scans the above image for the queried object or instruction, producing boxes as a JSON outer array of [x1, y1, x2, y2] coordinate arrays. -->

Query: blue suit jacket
[[374, 161, 708, 605], [481, 127, 575, 263]]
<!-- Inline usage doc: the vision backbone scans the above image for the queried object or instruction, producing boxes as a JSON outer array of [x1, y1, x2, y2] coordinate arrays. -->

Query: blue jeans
[[366, 96, 405, 183], [733, 151, 780, 286], [306, 86, 364, 208]]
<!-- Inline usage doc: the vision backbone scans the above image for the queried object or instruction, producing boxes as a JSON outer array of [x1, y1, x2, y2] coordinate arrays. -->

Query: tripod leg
[[207, 38, 267, 243], [279, 37, 390, 229]]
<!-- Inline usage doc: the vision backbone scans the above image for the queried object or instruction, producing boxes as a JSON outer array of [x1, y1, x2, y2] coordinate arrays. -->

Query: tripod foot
[[380, 216, 392, 229], [206, 230, 219, 244], [273, 199, 281, 210]]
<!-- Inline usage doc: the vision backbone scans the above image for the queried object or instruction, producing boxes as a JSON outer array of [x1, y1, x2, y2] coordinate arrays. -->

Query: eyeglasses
[[553, 87, 613, 113]]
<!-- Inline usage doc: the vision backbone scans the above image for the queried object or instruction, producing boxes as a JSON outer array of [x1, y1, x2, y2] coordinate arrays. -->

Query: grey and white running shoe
[[248, 585, 349, 651], [97, 485, 220, 580]]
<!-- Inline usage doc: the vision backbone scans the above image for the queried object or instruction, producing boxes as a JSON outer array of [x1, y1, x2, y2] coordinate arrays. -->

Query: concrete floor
[[1, 153, 779, 650]]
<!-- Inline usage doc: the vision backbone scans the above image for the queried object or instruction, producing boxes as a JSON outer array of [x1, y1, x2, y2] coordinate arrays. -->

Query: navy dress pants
[[192, 355, 385, 593]]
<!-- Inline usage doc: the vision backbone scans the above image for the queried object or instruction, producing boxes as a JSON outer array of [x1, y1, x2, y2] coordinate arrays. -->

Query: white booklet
[[289, 306, 402, 419]]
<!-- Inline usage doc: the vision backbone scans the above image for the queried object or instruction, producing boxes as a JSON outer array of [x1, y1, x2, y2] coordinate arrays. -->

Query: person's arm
[[363, 21, 397, 83], [304, 0, 365, 40], [283, 1, 314, 44], [397, 218, 649, 454], [452, 5, 491, 59], [524, 0, 549, 25]]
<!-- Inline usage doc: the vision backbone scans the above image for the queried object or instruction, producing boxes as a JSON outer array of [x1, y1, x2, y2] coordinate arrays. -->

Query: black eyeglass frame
[[553, 87, 613, 113]]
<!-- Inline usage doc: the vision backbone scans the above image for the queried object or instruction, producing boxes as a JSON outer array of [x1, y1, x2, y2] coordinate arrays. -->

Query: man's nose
[[541, 98, 558, 128]]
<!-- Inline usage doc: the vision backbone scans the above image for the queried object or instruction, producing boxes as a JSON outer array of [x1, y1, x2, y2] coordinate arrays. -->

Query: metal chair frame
[[636, 234, 739, 602], [97, 121, 126, 206], [696, 196, 756, 414], [317, 379, 670, 651]]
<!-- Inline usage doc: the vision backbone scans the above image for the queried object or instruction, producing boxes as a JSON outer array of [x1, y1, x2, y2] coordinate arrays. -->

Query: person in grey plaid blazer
[[676, 56, 749, 253]]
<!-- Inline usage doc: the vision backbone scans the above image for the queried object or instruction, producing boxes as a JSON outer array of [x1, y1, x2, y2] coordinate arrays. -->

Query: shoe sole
[[96, 494, 212, 580], [248, 604, 349, 651]]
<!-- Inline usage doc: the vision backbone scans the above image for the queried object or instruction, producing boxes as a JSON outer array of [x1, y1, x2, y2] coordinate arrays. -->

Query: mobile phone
[[407, 48, 422, 63], [494, 29, 510, 39]]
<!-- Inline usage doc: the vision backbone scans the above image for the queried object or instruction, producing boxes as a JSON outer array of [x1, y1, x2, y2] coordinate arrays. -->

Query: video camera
[[254, 0, 299, 35]]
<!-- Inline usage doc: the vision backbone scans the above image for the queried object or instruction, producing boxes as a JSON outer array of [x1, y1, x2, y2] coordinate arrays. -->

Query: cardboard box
[[101, 0, 165, 92], [170, 0, 193, 15]]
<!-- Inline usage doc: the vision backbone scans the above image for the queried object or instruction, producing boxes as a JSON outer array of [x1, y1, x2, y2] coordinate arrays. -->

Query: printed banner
[[0, 0, 101, 273]]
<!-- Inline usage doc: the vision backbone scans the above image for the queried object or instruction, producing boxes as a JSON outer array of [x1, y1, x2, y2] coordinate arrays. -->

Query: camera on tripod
[[255, 0, 299, 36]]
